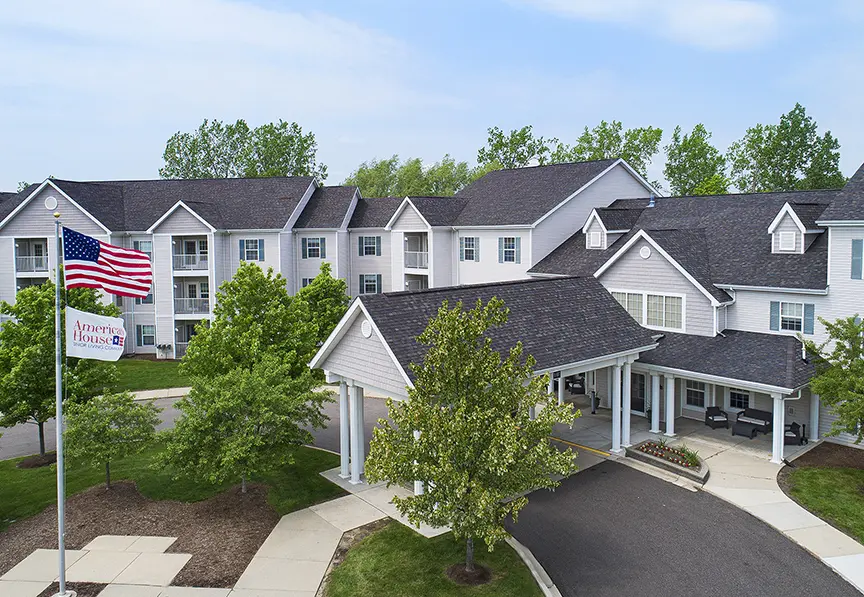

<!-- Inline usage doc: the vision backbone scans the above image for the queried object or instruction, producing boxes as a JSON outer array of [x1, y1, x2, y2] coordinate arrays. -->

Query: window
[[852, 239, 863, 280], [301, 278, 314, 288], [136, 325, 156, 347], [611, 292, 643, 324], [200, 281, 209, 300], [589, 230, 602, 248], [242, 239, 260, 261], [778, 231, 796, 252], [685, 380, 706, 408], [198, 239, 208, 254], [303, 237, 322, 259], [135, 293, 153, 305], [114, 295, 123, 308], [133, 240, 152, 259], [780, 302, 803, 331], [460, 237, 479, 262], [729, 388, 750, 410], [359, 236, 381, 257], [646, 294, 683, 330], [359, 274, 381, 295], [498, 237, 521, 263]]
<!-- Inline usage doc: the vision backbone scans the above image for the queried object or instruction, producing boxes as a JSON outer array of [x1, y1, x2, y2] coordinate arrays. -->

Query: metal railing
[[16, 255, 49, 272], [404, 251, 429, 269], [175, 342, 188, 358], [173, 254, 208, 270], [174, 298, 210, 314]]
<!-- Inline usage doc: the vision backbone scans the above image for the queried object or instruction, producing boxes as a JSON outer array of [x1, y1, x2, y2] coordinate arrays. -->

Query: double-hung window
[[359, 236, 381, 257], [852, 239, 863, 280], [460, 237, 480, 262], [136, 325, 156, 347], [241, 239, 264, 261], [729, 388, 750, 410], [200, 281, 209, 300], [133, 240, 152, 260], [685, 380, 706, 408], [359, 274, 382, 295], [498, 237, 521, 264], [301, 278, 314, 288], [302, 237, 325, 259], [646, 294, 683, 330], [770, 301, 814, 334], [136, 293, 153, 305], [611, 292, 643, 324]]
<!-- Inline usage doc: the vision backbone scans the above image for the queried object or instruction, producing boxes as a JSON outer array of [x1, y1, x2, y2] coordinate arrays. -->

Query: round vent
[[361, 320, 373, 338], [44, 196, 58, 210], [639, 246, 651, 259]]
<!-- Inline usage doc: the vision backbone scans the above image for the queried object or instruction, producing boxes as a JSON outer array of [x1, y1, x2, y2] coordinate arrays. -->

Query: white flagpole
[[54, 213, 72, 597]]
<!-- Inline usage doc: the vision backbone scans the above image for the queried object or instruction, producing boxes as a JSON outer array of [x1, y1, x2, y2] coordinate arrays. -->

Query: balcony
[[16, 255, 49, 273], [173, 254, 209, 271], [175, 342, 188, 358], [174, 298, 210, 315], [404, 251, 429, 269]]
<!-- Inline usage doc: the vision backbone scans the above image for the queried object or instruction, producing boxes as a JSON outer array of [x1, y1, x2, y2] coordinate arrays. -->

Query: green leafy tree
[[65, 391, 160, 487], [161, 353, 327, 492], [727, 103, 846, 192], [295, 262, 350, 347], [476, 125, 556, 169], [0, 280, 118, 456], [692, 173, 731, 196], [160, 118, 327, 181], [561, 120, 663, 180], [803, 316, 864, 443], [664, 124, 727, 195], [365, 297, 578, 574], [343, 154, 473, 197]]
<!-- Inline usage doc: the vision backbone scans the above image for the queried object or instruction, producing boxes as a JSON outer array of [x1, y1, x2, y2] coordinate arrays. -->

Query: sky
[[1, 0, 862, 191]]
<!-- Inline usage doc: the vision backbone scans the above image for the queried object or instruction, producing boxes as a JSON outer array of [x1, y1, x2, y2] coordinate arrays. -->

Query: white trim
[[451, 224, 533, 230], [778, 230, 797, 252], [714, 283, 828, 295], [533, 343, 658, 376], [826, 227, 832, 283], [284, 180, 318, 231], [339, 189, 361, 231], [582, 209, 607, 235], [609, 287, 688, 333], [384, 197, 431, 231], [767, 202, 806, 234], [146, 200, 216, 233], [815, 220, 864, 226], [594, 229, 722, 306], [0, 179, 112, 234], [526, 271, 568, 279], [635, 363, 794, 394]]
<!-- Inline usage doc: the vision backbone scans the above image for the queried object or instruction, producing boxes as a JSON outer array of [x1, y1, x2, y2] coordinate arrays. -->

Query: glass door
[[631, 373, 646, 414]]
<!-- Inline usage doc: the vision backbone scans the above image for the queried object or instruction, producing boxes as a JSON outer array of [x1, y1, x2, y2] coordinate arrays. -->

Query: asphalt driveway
[[507, 460, 859, 597]]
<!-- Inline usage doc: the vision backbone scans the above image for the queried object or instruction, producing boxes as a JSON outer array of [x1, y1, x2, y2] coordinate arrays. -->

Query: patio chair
[[784, 422, 802, 446], [704, 406, 729, 429]]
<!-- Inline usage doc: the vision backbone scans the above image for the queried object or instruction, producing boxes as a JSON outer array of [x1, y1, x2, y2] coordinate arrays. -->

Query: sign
[[65, 307, 126, 361]]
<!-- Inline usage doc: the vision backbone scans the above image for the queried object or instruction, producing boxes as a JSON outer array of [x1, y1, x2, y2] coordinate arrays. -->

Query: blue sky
[[1, 0, 862, 191]]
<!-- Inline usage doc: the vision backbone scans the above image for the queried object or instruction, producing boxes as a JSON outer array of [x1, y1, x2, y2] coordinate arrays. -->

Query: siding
[[152, 206, 210, 234], [226, 232, 281, 281], [390, 204, 427, 231], [350, 229, 392, 295], [533, 163, 649, 261], [296, 231, 338, 291], [820, 400, 861, 447], [336, 230, 350, 281], [2, 187, 105, 237], [771, 213, 802, 253], [0, 237, 15, 304], [431, 228, 452, 287], [597, 240, 715, 336], [320, 312, 409, 397], [584, 218, 606, 250], [725, 290, 828, 341], [456, 228, 532, 285], [152, 234, 174, 359]]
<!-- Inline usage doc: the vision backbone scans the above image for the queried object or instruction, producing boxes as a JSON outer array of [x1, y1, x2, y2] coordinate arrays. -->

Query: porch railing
[[404, 251, 428, 269], [175, 342, 189, 358], [173, 254, 208, 271], [174, 298, 210, 314], [16, 255, 49, 272]]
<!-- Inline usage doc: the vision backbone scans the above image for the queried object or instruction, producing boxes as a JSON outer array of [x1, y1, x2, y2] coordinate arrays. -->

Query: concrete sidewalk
[[682, 436, 864, 594]]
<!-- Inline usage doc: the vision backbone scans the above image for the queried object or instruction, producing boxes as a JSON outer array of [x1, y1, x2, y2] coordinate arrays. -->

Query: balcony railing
[[173, 254, 208, 271], [175, 342, 188, 358], [174, 298, 210, 314], [404, 251, 429, 269], [16, 255, 49, 272]]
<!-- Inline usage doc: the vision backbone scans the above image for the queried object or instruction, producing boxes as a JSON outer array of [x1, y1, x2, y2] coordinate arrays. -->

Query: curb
[[131, 387, 191, 401], [506, 536, 563, 597]]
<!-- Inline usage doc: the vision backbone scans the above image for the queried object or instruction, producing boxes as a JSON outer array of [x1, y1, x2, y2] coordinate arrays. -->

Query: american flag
[[63, 227, 152, 298]]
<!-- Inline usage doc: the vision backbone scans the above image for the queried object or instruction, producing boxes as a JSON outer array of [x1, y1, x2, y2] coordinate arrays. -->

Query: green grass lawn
[[788, 467, 864, 543], [115, 358, 190, 392], [0, 444, 343, 532], [326, 522, 543, 597]]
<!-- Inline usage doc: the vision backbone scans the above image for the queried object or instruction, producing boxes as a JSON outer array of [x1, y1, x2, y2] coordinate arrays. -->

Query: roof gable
[[0, 179, 112, 234], [147, 201, 216, 233], [385, 197, 431, 230], [294, 186, 358, 230]]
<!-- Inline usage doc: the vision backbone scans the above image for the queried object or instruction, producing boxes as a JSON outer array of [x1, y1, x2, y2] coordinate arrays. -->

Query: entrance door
[[631, 373, 646, 414]]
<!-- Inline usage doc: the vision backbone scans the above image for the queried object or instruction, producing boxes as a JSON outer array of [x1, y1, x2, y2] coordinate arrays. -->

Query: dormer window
[[778, 231, 796, 252], [589, 230, 602, 248], [768, 202, 808, 254]]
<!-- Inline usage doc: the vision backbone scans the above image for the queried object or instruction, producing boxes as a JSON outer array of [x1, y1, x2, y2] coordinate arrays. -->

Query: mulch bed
[[778, 442, 864, 495], [37, 582, 106, 597], [0, 480, 280, 588], [17, 453, 57, 469]]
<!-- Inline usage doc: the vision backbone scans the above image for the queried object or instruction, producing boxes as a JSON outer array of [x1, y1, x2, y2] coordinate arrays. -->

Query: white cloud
[[514, 0, 780, 50]]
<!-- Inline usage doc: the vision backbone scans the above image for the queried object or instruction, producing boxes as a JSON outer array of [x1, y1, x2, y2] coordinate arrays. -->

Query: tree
[[343, 154, 474, 197], [65, 391, 160, 488], [476, 125, 556, 170], [727, 103, 846, 192], [0, 280, 118, 456], [803, 316, 864, 443], [365, 297, 577, 577], [562, 120, 663, 180], [295, 262, 350, 348], [692, 173, 730, 196], [161, 353, 327, 492], [663, 124, 727, 195], [160, 118, 327, 181]]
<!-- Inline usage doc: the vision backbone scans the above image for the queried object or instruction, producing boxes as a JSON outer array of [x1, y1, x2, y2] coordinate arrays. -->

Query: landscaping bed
[[625, 440, 708, 483], [324, 520, 542, 597], [779, 442, 864, 544]]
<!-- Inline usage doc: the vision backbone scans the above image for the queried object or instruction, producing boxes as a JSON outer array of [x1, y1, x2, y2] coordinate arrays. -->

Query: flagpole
[[54, 213, 72, 597]]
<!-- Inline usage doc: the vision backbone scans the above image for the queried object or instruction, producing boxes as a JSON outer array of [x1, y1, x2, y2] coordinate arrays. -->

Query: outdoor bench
[[735, 408, 772, 434]]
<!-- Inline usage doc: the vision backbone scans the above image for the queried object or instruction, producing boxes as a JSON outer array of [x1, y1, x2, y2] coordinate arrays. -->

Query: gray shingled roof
[[637, 330, 815, 390], [645, 230, 732, 303], [3, 177, 316, 232], [359, 276, 657, 379], [789, 203, 828, 230], [453, 159, 620, 226], [406, 197, 470, 226], [295, 186, 357, 229], [596, 207, 644, 231], [531, 190, 838, 290], [348, 197, 403, 228], [818, 163, 864, 221]]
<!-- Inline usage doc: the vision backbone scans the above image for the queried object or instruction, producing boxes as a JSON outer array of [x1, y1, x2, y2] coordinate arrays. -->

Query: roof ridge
[[68, 175, 315, 184], [481, 157, 618, 175]]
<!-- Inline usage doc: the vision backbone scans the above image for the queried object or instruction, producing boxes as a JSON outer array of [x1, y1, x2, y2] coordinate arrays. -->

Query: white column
[[558, 372, 566, 405], [650, 374, 661, 433], [622, 362, 632, 447], [809, 393, 820, 441], [664, 375, 676, 437], [357, 386, 366, 475], [349, 383, 362, 484], [339, 380, 350, 479], [413, 429, 424, 496], [771, 393, 785, 464], [611, 364, 622, 453]]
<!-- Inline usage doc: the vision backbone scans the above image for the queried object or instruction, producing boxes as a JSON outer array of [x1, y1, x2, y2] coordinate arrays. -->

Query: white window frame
[[608, 289, 686, 332], [611, 291, 644, 324], [729, 388, 750, 411], [589, 230, 602, 249], [137, 324, 156, 347], [361, 274, 380, 295], [361, 236, 378, 256], [304, 237, 322, 259], [244, 238, 260, 261], [301, 277, 314, 288], [780, 301, 804, 332], [778, 230, 796, 252], [685, 379, 706, 410], [200, 281, 209, 300], [134, 240, 153, 259], [198, 239, 208, 255], [502, 237, 517, 263], [136, 293, 153, 305], [463, 237, 476, 261]]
